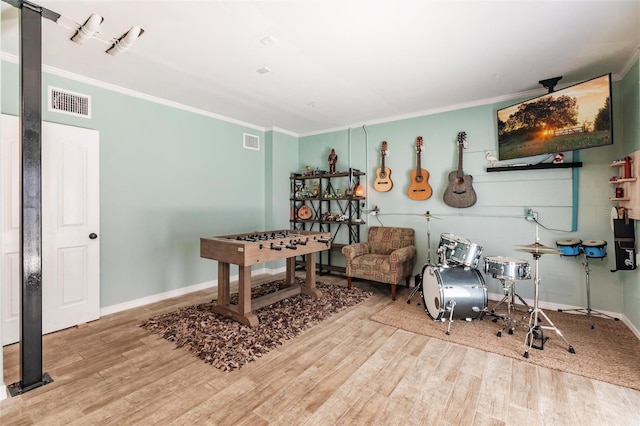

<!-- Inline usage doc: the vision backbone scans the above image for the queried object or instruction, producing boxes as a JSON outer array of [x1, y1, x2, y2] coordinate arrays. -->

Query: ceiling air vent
[[48, 86, 91, 118], [243, 133, 260, 151]]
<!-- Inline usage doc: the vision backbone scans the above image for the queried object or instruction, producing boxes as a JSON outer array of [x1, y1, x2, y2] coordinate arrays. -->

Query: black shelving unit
[[290, 168, 365, 274]]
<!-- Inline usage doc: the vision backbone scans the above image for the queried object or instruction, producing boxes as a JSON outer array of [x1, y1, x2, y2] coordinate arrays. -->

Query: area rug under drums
[[371, 291, 640, 390], [140, 279, 370, 371]]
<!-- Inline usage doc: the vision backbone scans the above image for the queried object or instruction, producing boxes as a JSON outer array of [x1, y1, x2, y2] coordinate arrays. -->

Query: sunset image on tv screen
[[497, 74, 612, 160]]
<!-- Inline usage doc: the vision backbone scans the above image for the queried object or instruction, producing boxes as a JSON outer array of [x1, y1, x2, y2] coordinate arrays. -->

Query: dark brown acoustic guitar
[[373, 141, 393, 192], [407, 136, 432, 200], [443, 131, 477, 208]]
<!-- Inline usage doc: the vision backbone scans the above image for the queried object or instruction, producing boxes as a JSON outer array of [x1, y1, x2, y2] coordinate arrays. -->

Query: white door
[[1, 114, 100, 346]]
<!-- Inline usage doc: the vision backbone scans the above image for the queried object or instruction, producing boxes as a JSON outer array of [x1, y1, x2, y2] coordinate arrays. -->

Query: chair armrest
[[342, 242, 370, 259], [389, 245, 416, 263]]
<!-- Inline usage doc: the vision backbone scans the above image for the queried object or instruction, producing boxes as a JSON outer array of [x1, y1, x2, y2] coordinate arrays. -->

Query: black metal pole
[[7, 0, 53, 397]]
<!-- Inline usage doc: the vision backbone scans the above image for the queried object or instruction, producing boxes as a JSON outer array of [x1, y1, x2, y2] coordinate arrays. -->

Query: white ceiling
[[1, 1, 639, 135]]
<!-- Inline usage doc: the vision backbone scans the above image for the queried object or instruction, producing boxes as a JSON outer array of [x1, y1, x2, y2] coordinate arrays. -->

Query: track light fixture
[[70, 13, 103, 44], [106, 26, 144, 56]]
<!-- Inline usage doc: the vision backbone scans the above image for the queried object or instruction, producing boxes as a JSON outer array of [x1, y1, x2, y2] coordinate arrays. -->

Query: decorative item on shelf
[[304, 165, 313, 176], [485, 151, 498, 168], [297, 205, 312, 220], [616, 187, 624, 198], [553, 153, 565, 164], [328, 149, 338, 174], [355, 184, 365, 197], [624, 156, 632, 179], [311, 181, 319, 197]]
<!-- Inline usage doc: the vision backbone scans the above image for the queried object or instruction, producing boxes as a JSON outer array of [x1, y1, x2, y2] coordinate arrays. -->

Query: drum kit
[[408, 212, 578, 358]]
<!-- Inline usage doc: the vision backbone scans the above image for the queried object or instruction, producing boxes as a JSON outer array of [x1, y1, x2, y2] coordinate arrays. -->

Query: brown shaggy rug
[[140, 278, 370, 371]]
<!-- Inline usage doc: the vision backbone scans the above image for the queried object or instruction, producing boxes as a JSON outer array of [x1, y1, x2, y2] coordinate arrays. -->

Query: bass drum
[[421, 264, 487, 321]]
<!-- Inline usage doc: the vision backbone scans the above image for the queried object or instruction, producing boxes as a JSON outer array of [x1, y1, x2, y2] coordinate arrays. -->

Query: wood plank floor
[[2, 273, 640, 425]]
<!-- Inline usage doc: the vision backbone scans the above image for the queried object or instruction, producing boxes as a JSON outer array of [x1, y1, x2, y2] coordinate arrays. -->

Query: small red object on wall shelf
[[623, 156, 632, 179]]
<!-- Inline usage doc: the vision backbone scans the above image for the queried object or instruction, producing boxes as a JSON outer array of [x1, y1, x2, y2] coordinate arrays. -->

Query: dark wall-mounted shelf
[[487, 162, 583, 172]]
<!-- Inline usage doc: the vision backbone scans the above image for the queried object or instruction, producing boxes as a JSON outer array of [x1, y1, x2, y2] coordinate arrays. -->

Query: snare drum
[[420, 264, 487, 321], [450, 239, 484, 269], [582, 240, 607, 258], [483, 256, 531, 281], [556, 238, 582, 256]]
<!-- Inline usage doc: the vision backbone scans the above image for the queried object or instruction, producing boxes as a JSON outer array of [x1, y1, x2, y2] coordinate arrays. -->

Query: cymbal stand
[[557, 253, 619, 328], [491, 278, 531, 337], [407, 212, 433, 304], [523, 252, 576, 358]]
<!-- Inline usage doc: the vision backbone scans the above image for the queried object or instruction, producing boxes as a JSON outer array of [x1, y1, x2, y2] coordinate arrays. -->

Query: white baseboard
[[0, 385, 6, 401], [100, 266, 285, 317]]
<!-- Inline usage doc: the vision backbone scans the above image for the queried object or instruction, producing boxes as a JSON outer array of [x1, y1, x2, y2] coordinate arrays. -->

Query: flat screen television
[[497, 73, 612, 161]]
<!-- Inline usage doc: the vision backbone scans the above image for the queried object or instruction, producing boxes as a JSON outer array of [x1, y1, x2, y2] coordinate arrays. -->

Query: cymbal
[[514, 246, 561, 255], [516, 242, 556, 250], [415, 212, 441, 219]]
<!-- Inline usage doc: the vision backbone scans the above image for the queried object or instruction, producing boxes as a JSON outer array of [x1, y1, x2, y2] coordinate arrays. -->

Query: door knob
[[89, 233, 98, 239]]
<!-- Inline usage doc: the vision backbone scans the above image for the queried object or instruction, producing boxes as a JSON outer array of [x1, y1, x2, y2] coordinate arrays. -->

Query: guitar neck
[[416, 151, 422, 175], [457, 145, 463, 177]]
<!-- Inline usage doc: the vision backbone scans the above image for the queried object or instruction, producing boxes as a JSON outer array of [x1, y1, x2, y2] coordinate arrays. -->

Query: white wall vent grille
[[48, 86, 91, 118], [243, 133, 260, 150]]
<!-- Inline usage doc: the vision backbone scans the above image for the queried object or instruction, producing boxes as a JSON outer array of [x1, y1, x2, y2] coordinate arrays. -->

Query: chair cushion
[[351, 254, 392, 274]]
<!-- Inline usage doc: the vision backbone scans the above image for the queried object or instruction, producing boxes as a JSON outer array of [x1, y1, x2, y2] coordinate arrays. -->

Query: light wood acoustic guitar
[[407, 136, 432, 200], [373, 141, 393, 192], [443, 131, 477, 208]]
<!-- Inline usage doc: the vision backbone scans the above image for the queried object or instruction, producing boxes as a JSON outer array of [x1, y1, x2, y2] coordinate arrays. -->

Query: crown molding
[[0, 52, 268, 133]]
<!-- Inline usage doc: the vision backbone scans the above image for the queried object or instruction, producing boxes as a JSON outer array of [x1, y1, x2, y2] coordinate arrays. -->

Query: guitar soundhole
[[380, 172, 387, 179], [415, 175, 423, 183], [455, 177, 464, 184]]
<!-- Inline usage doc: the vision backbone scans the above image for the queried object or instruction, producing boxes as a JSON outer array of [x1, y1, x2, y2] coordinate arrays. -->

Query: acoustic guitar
[[373, 141, 393, 192], [443, 131, 477, 208], [407, 136, 432, 200]]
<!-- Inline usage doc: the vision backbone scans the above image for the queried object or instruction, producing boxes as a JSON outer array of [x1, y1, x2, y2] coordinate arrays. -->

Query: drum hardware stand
[[444, 300, 457, 335], [557, 253, 619, 328], [440, 300, 482, 335], [407, 211, 438, 304], [523, 250, 575, 358], [490, 278, 531, 337]]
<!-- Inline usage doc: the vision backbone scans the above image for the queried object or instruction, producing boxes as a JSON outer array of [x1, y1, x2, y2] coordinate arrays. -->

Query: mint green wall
[[299, 87, 630, 319], [265, 129, 299, 269], [1, 60, 266, 307], [620, 60, 640, 328]]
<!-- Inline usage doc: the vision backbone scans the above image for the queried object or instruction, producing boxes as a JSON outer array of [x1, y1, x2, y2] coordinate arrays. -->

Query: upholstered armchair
[[341, 226, 417, 300]]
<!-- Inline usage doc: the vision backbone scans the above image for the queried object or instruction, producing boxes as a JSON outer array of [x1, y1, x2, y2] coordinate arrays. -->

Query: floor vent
[[48, 86, 91, 118], [243, 133, 260, 150]]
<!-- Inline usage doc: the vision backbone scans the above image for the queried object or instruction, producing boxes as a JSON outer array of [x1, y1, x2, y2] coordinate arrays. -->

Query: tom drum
[[450, 239, 484, 269], [438, 233, 461, 264], [420, 264, 487, 321]]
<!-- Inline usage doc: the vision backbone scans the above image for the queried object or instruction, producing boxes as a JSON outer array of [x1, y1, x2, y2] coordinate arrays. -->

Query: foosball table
[[200, 229, 331, 326]]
